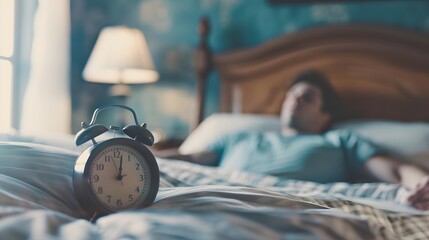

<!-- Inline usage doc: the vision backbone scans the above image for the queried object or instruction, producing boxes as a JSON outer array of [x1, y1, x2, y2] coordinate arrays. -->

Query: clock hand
[[111, 156, 119, 173], [112, 156, 124, 185], [118, 157, 122, 175], [117, 156, 125, 181]]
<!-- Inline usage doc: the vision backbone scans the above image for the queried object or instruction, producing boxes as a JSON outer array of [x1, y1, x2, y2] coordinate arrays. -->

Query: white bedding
[[0, 137, 428, 239]]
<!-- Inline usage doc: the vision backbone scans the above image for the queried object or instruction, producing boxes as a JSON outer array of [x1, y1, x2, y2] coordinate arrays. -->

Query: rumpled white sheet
[[0, 139, 425, 239], [0, 187, 398, 240]]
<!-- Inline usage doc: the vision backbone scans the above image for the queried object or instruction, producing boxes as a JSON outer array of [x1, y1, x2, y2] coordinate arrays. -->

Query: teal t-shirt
[[207, 130, 382, 183]]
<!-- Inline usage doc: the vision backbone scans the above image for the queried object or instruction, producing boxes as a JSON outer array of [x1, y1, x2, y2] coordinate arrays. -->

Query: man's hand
[[155, 150, 220, 166], [407, 175, 429, 211], [364, 156, 429, 210]]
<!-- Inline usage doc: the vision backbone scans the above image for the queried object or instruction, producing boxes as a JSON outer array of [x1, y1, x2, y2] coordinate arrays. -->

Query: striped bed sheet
[[158, 159, 429, 240]]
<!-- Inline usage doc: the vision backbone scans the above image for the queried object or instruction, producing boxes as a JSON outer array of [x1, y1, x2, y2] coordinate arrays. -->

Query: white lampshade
[[83, 26, 158, 84]]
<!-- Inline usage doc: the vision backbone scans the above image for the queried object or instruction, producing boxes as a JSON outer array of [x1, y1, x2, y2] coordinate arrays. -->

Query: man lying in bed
[[163, 70, 429, 210]]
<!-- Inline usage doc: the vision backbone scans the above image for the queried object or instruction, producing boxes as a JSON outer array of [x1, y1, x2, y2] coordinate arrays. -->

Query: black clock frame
[[73, 138, 159, 215]]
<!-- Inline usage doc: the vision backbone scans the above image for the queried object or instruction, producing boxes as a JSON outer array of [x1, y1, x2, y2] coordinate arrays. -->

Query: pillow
[[333, 120, 429, 168], [180, 115, 429, 168], [179, 113, 281, 154]]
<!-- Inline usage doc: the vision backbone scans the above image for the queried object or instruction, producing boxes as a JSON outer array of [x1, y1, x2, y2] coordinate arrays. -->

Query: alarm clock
[[73, 105, 159, 218]]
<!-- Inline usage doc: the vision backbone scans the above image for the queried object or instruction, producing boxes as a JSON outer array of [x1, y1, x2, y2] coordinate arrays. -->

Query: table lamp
[[83, 26, 158, 98]]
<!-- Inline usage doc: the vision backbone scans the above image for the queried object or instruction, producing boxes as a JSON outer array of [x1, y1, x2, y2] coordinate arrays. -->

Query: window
[[0, 0, 15, 131]]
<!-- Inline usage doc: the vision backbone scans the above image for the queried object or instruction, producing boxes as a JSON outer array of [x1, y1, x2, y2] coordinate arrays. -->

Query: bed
[[1, 19, 429, 239]]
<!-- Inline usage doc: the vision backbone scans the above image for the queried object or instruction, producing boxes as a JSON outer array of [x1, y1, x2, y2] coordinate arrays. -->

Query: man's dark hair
[[288, 69, 341, 122]]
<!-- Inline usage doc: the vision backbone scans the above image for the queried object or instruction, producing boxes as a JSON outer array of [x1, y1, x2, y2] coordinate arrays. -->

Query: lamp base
[[110, 84, 131, 97]]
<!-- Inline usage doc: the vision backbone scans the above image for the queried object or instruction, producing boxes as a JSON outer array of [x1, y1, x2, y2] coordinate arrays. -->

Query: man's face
[[280, 82, 331, 133]]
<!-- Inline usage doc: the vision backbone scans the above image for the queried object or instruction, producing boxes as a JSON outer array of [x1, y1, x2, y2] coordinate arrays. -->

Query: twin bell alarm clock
[[73, 105, 159, 217]]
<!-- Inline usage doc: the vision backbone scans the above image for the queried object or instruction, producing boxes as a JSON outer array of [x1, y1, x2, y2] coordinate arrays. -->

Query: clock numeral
[[128, 195, 134, 202], [94, 175, 100, 182], [98, 187, 103, 194], [114, 151, 122, 158], [104, 156, 111, 162], [135, 187, 140, 193], [96, 164, 104, 171], [107, 195, 112, 203], [139, 175, 144, 182], [117, 199, 123, 207], [135, 163, 140, 170], [128, 155, 131, 162]]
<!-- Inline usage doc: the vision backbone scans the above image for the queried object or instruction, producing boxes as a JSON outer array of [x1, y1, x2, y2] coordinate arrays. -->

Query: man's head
[[281, 70, 340, 134]]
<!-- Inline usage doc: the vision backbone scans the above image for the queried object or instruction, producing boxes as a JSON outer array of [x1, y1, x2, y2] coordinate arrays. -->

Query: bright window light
[[0, 0, 14, 132], [0, 60, 13, 131], [0, 0, 15, 57]]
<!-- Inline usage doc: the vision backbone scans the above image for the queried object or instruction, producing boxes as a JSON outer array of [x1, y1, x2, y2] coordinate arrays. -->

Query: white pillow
[[179, 113, 280, 154], [180, 115, 429, 168], [334, 120, 429, 168]]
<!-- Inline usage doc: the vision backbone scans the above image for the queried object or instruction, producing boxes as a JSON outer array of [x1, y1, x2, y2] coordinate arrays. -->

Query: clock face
[[88, 145, 151, 211]]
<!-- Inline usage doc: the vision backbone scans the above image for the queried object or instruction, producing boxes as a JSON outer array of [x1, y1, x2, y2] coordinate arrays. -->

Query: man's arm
[[364, 155, 429, 210], [154, 149, 220, 166]]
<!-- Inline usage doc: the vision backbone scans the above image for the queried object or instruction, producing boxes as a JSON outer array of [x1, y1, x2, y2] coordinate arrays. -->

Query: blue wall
[[71, 0, 429, 138]]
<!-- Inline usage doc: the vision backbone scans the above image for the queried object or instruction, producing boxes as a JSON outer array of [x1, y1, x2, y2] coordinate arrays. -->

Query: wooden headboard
[[193, 18, 429, 128]]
